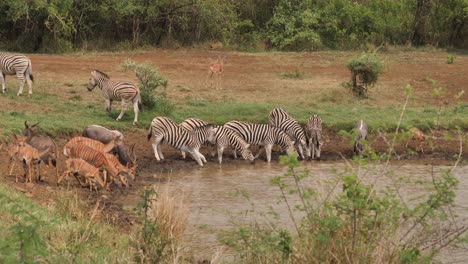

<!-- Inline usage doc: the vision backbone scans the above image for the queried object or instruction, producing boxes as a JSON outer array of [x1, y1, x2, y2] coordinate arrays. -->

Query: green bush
[[346, 53, 384, 97], [122, 59, 171, 114], [447, 54, 455, 64]]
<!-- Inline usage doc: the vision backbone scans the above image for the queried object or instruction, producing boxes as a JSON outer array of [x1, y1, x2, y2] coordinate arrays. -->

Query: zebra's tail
[[147, 125, 153, 141], [27, 59, 34, 82]]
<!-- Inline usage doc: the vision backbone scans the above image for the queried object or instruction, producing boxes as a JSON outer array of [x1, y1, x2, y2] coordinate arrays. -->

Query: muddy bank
[[0, 128, 466, 232]]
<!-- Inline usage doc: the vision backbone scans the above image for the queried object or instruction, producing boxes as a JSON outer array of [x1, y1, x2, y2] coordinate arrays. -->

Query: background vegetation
[[0, 0, 467, 53]]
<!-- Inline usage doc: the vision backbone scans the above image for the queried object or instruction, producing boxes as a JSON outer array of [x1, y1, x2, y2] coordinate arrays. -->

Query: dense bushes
[[0, 0, 467, 52]]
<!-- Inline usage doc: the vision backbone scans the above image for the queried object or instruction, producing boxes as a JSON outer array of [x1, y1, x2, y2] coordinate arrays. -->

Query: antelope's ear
[[11, 133, 18, 141]]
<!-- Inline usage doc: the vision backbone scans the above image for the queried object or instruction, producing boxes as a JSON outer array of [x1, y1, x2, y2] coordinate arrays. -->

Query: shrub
[[122, 59, 173, 114], [447, 54, 455, 64], [346, 53, 383, 97]]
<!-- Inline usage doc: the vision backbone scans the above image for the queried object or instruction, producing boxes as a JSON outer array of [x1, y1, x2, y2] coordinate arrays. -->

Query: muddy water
[[129, 160, 468, 262]]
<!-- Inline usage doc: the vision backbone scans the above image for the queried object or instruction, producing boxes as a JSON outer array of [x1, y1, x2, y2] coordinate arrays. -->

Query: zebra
[[87, 70, 142, 125], [0, 53, 34, 96], [147, 117, 215, 166], [306, 114, 323, 160], [224, 121, 296, 163], [211, 126, 255, 164], [179, 118, 212, 159], [354, 120, 368, 155], [269, 108, 310, 160]]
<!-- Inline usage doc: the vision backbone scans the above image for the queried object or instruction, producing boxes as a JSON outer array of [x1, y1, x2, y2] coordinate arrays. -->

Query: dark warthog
[[354, 120, 368, 155], [82, 125, 137, 172], [22, 121, 59, 181]]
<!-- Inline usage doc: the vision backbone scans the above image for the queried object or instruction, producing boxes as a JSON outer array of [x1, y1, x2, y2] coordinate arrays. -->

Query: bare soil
[[1, 49, 467, 232]]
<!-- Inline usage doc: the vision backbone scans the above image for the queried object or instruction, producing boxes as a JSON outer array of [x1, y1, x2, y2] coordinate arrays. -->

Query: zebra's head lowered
[[87, 70, 109, 91]]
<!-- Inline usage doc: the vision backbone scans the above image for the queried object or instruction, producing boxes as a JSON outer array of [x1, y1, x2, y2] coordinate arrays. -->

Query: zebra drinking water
[[211, 126, 255, 164], [0, 53, 34, 96], [224, 121, 296, 163], [269, 108, 310, 160], [147, 117, 215, 166], [306, 114, 323, 160], [87, 70, 142, 125]]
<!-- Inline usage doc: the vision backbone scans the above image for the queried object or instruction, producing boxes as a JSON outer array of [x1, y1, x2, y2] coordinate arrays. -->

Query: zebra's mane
[[94, 70, 110, 79]]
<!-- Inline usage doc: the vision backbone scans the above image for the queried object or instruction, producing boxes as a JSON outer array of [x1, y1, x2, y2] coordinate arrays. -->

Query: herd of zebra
[[147, 108, 325, 166]]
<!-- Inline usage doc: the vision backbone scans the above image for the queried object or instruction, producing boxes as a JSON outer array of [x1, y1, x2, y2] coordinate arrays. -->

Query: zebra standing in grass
[[224, 121, 296, 163], [306, 114, 323, 160], [87, 70, 142, 125], [0, 53, 34, 96], [269, 108, 310, 160], [147, 117, 215, 166]]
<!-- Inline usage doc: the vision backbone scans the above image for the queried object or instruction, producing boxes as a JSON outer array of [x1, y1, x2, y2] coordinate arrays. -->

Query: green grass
[[1, 87, 467, 142], [0, 182, 133, 263]]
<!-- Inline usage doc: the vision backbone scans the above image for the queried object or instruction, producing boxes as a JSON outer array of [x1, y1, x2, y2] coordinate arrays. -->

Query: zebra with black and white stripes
[[147, 117, 215, 166], [179, 118, 215, 159], [306, 114, 323, 160], [0, 53, 34, 96], [269, 108, 310, 160], [87, 70, 142, 125], [211, 126, 255, 164], [224, 121, 296, 163]]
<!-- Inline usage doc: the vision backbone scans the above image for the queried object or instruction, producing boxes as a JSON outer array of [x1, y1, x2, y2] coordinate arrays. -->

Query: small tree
[[123, 59, 173, 114], [346, 53, 383, 98]]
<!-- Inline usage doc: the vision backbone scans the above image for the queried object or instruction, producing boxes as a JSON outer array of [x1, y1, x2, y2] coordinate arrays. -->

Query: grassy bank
[[0, 181, 133, 263], [1, 88, 467, 141]]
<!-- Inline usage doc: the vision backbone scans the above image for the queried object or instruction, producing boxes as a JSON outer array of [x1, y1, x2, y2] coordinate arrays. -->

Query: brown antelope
[[63, 135, 117, 157], [103, 152, 132, 186], [12, 134, 50, 183], [23, 121, 59, 181], [406, 127, 425, 153], [82, 125, 138, 172], [62, 143, 130, 190], [207, 56, 225, 90], [62, 158, 107, 191]]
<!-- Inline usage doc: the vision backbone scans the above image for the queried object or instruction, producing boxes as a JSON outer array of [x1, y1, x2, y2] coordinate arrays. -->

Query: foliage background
[[0, 0, 467, 53]]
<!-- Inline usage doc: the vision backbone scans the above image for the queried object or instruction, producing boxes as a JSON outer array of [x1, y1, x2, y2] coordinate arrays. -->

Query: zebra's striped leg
[[232, 150, 238, 159], [132, 100, 139, 125], [200, 152, 207, 163], [26, 78, 32, 96], [16, 73, 25, 96], [265, 144, 273, 163], [157, 143, 164, 160], [316, 143, 322, 159], [0, 73, 6, 94], [185, 148, 204, 166], [116, 101, 128, 122], [105, 99, 113, 113], [217, 145, 225, 164], [296, 142, 305, 159], [254, 146, 264, 159], [152, 136, 163, 161]]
